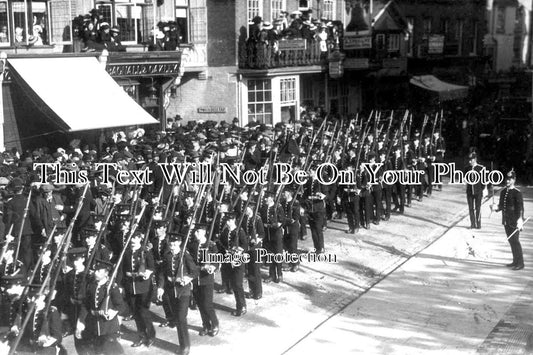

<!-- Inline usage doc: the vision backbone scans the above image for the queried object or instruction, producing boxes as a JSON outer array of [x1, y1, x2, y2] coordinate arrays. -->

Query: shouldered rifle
[[14, 188, 33, 272]]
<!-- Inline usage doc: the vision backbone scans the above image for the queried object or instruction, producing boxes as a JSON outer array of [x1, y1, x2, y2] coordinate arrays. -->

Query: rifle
[[103, 202, 147, 313], [0, 224, 14, 268], [8, 183, 89, 355], [138, 187, 165, 274], [14, 188, 33, 272]]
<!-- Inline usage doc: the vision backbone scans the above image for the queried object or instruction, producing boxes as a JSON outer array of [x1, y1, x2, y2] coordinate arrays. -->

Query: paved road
[[20, 181, 520, 355], [287, 185, 533, 355]]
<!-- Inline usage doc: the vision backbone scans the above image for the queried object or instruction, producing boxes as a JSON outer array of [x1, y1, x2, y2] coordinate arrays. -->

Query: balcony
[[239, 39, 327, 70]]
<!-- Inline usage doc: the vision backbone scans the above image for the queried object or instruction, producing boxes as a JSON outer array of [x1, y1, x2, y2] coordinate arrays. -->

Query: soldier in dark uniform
[[214, 202, 231, 294], [220, 212, 248, 315], [3, 177, 33, 274], [341, 163, 360, 234], [465, 152, 487, 229], [260, 191, 284, 283], [150, 219, 175, 328], [122, 231, 156, 347], [359, 161, 374, 229], [61, 183, 95, 247], [433, 131, 446, 190], [76, 259, 128, 355], [379, 150, 392, 221], [188, 224, 219, 336], [491, 170, 525, 270], [402, 141, 414, 207], [367, 152, 383, 225], [281, 188, 300, 272], [0, 274, 25, 350], [243, 202, 264, 299], [304, 164, 327, 252], [157, 235, 199, 355], [83, 227, 112, 266], [390, 146, 405, 214]]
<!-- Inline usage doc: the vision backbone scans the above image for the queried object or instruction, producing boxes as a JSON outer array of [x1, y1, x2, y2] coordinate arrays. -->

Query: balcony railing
[[239, 39, 328, 70]]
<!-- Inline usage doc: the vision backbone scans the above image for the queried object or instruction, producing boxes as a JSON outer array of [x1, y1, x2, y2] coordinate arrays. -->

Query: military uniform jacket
[[464, 164, 486, 196], [4, 193, 34, 236], [304, 180, 326, 212], [260, 204, 284, 242], [61, 269, 86, 305], [158, 250, 199, 298], [188, 239, 219, 286], [498, 187, 524, 228], [390, 155, 406, 172], [79, 281, 127, 337], [243, 214, 265, 248], [219, 227, 248, 253], [280, 199, 300, 235], [122, 247, 155, 295]]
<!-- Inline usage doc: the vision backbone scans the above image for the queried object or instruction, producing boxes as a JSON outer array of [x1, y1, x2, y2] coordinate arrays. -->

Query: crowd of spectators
[[73, 9, 126, 52]]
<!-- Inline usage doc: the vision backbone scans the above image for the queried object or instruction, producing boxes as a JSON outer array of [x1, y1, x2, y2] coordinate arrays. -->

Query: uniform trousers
[[194, 281, 218, 330], [167, 289, 190, 351], [466, 193, 482, 228], [308, 210, 325, 251], [246, 248, 262, 297], [125, 290, 155, 340], [505, 224, 524, 266], [343, 197, 360, 231], [230, 265, 246, 311]]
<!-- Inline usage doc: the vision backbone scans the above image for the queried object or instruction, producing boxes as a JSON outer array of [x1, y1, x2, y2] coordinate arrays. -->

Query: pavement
[[18, 182, 533, 354]]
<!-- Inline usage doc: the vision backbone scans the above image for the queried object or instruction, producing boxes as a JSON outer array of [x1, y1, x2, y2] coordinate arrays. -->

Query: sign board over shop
[[197, 106, 227, 113], [428, 35, 444, 54], [344, 58, 369, 69], [343, 36, 372, 50], [107, 63, 181, 77], [278, 39, 307, 51]]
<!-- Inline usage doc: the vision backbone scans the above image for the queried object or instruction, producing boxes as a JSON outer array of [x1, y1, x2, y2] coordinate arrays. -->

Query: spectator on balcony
[[148, 28, 165, 51], [90, 8, 105, 31], [82, 21, 98, 52], [14, 27, 24, 44], [108, 26, 126, 52], [301, 21, 316, 41], [249, 16, 262, 44], [285, 19, 303, 39], [166, 21, 180, 51], [0, 26, 9, 43], [279, 11, 289, 31], [98, 23, 111, 45], [32, 24, 43, 46], [290, 10, 302, 24], [318, 25, 329, 58]]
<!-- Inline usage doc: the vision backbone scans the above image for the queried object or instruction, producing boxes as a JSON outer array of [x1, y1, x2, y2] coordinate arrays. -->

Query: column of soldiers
[[0, 110, 447, 354]]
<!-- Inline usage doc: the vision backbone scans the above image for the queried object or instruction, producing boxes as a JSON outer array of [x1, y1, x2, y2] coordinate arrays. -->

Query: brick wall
[[165, 66, 238, 122]]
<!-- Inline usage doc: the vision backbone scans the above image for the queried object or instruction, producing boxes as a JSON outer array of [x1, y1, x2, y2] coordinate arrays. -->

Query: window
[[97, 1, 148, 45], [496, 7, 505, 34], [49, 0, 73, 44], [376, 33, 385, 51], [0, 1, 9, 46], [271, 0, 285, 22], [280, 77, 296, 104], [12, 0, 51, 45], [388, 34, 400, 51], [406, 17, 414, 56], [247, 0, 262, 23], [322, 0, 334, 21], [471, 20, 478, 55], [339, 83, 349, 115], [299, 0, 311, 10], [248, 79, 273, 124], [190, 0, 207, 44], [423, 17, 431, 35], [456, 19, 463, 54], [175, 0, 188, 43]]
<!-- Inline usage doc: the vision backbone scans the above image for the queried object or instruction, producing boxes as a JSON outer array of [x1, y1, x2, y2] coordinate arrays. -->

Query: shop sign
[[344, 58, 369, 69], [107, 63, 181, 77], [428, 35, 444, 54], [197, 106, 227, 114], [329, 60, 344, 79], [343, 36, 372, 50]]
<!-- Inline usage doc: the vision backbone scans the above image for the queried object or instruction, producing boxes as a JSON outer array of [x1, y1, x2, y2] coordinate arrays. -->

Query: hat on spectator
[[40, 183, 54, 193], [0, 177, 9, 185], [111, 26, 120, 33], [262, 21, 273, 30], [507, 170, 516, 180]]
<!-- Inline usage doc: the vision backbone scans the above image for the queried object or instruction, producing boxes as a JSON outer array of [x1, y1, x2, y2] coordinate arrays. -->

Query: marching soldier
[[465, 152, 486, 229], [378, 150, 392, 221], [491, 170, 525, 270], [391, 146, 405, 214], [281, 188, 300, 272], [122, 231, 156, 347], [220, 212, 248, 315], [341, 163, 360, 234], [150, 219, 175, 328], [367, 152, 383, 225], [243, 202, 264, 299], [4, 177, 33, 274], [76, 259, 128, 355], [261, 191, 284, 283], [304, 164, 327, 253], [188, 223, 219, 336], [157, 235, 199, 355]]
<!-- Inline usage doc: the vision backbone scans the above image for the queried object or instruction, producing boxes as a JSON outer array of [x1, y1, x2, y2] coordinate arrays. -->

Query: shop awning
[[409, 75, 469, 101], [8, 57, 158, 131]]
